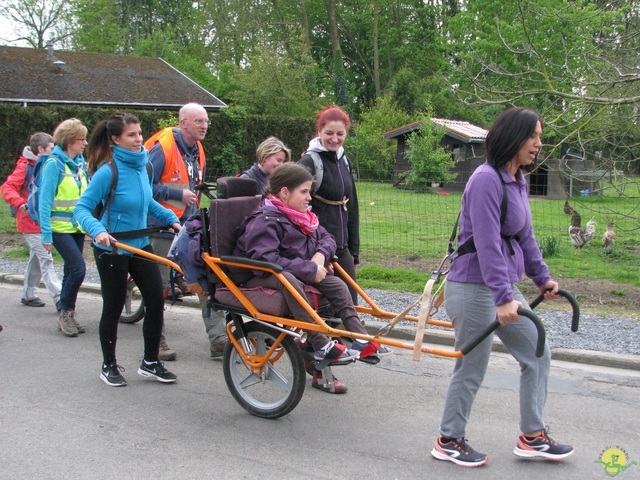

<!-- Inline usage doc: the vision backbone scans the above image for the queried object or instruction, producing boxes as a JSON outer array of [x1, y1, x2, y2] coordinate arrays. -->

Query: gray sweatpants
[[439, 281, 550, 438]]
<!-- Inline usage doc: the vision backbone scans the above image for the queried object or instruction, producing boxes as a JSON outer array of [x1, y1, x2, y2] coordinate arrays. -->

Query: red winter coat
[[1, 148, 41, 234]]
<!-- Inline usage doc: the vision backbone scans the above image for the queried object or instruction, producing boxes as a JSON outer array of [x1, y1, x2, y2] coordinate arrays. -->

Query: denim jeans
[[52, 232, 86, 311]]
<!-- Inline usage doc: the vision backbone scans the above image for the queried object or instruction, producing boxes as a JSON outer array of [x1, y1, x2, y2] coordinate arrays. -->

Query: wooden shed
[[383, 118, 603, 199], [383, 118, 487, 193]]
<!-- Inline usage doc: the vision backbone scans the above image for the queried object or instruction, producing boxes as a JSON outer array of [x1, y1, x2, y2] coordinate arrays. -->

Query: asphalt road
[[1, 282, 639, 480]]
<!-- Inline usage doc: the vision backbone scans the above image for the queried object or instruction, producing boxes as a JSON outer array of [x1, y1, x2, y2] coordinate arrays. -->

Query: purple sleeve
[[240, 217, 319, 284], [315, 225, 336, 261], [466, 172, 514, 305]]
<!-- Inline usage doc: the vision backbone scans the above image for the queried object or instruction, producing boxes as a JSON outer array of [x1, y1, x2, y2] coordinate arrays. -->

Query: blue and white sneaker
[[351, 340, 393, 359], [514, 429, 574, 460], [431, 436, 488, 468]]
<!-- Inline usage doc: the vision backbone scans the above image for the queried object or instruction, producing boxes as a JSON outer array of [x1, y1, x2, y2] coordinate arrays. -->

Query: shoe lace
[[539, 426, 559, 445], [452, 437, 473, 454], [105, 363, 125, 374], [322, 340, 337, 354]]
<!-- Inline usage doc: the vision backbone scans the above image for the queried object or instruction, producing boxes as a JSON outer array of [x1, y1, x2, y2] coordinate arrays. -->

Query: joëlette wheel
[[223, 321, 306, 419]]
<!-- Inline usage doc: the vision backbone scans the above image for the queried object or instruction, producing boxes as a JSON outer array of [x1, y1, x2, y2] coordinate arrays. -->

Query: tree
[[349, 96, 412, 179], [446, 0, 640, 176], [0, 0, 72, 48], [405, 118, 457, 192], [227, 45, 325, 117]]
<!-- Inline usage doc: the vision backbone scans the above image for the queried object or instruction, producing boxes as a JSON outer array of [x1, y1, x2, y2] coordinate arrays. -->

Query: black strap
[[110, 227, 172, 240], [452, 164, 515, 257]]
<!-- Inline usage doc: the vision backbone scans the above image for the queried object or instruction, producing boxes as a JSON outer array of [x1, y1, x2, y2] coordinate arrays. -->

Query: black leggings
[[94, 245, 164, 364]]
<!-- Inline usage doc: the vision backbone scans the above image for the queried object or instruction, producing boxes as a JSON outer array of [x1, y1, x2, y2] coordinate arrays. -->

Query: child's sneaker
[[431, 436, 489, 468], [514, 429, 574, 460], [313, 341, 359, 369], [100, 363, 127, 387], [351, 340, 392, 359], [137, 360, 177, 383]]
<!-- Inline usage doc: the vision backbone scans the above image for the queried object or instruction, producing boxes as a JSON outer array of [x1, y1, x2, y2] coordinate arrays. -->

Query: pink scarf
[[268, 194, 319, 236]]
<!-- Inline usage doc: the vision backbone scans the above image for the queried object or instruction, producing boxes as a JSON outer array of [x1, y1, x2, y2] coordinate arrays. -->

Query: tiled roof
[[430, 118, 488, 142], [0, 45, 226, 110], [383, 118, 487, 143]]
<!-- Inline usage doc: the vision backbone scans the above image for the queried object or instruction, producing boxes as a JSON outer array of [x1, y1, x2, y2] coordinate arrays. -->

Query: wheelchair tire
[[119, 280, 145, 324], [223, 322, 306, 419]]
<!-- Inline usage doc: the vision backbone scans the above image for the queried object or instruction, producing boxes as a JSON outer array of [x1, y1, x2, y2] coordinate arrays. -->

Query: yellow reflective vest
[[50, 163, 87, 233]]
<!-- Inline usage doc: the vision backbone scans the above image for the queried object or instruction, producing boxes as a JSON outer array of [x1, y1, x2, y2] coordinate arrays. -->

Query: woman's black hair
[[485, 107, 542, 172], [265, 163, 313, 196]]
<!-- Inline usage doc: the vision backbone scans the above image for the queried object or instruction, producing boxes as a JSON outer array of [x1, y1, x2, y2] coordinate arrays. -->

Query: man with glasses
[[145, 103, 227, 361]]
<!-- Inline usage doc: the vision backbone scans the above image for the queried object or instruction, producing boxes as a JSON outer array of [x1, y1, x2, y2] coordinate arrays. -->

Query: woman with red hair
[[298, 105, 360, 304]]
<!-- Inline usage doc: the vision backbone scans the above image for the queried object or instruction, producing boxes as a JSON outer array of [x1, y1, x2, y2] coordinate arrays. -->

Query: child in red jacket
[[1, 132, 62, 310]]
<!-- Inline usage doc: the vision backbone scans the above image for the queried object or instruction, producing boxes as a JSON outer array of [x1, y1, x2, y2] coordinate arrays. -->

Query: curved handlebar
[[460, 308, 546, 358], [529, 289, 580, 333]]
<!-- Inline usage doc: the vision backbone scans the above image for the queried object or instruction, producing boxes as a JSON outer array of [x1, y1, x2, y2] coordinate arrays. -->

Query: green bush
[[538, 236, 561, 258], [405, 118, 457, 192], [0, 104, 315, 183]]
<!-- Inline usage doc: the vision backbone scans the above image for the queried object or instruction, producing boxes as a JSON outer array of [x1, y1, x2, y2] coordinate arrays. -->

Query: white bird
[[602, 222, 616, 252]]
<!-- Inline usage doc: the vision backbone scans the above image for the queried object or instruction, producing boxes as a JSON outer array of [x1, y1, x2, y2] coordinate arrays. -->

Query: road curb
[[2, 272, 638, 371]]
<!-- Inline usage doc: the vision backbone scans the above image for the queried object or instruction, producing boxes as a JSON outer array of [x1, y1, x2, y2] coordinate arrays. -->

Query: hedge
[[0, 104, 315, 182]]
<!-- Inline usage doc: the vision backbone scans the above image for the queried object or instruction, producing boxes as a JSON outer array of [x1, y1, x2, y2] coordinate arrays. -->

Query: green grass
[[2, 178, 638, 295], [355, 180, 640, 292], [0, 202, 16, 233]]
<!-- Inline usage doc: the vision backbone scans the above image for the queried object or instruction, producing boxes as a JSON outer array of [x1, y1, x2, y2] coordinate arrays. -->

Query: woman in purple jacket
[[234, 163, 390, 394], [431, 108, 574, 467]]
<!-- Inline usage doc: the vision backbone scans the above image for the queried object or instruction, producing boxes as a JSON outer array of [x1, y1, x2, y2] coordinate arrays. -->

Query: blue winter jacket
[[39, 145, 88, 243], [74, 145, 179, 254]]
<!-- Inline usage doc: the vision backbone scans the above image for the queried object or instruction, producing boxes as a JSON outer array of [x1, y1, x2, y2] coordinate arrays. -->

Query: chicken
[[602, 221, 616, 252], [567, 208, 596, 253], [563, 200, 573, 215]]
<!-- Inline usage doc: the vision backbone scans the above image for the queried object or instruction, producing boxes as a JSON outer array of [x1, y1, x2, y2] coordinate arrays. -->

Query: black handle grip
[[460, 308, 546, 358], [529, 289, 580, 333]]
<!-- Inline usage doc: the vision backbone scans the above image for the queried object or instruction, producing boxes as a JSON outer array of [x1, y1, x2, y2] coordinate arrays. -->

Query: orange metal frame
[[113, 241, 463, 371]]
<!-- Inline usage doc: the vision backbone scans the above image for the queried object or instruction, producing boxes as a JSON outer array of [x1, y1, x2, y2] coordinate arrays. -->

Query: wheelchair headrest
[[216, 176, 259, 198], [209, 194, 262, 258]]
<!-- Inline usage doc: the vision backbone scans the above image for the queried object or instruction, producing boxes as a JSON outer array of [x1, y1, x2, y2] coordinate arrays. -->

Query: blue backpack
[[8, 160, 36, 218], [26, 153, 68, 224]]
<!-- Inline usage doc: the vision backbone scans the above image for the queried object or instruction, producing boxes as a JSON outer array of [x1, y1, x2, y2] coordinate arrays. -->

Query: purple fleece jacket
[[447, 163, 551, 306], [234, 202, 337, 285]]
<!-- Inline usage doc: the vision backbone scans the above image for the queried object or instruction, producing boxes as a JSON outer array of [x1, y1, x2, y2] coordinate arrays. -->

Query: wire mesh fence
[[1, 171, 638, 287], [354, 176, 640, 287]]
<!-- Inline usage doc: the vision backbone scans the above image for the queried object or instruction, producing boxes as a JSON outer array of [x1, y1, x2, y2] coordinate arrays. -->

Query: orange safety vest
[[144, 127, 206, 218]]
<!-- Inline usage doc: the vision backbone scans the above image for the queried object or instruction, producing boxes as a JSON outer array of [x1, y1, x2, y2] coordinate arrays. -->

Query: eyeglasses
[[193, 119, 211, 126]]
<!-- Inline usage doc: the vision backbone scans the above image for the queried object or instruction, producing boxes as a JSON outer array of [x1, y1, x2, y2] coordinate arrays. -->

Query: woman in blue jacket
[[39, 118, 89, 338], [75, 113, 181, 387]]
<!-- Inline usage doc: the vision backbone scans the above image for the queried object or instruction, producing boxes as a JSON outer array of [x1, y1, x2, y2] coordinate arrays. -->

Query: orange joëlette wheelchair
[[114, 176, 580, 419]]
